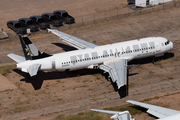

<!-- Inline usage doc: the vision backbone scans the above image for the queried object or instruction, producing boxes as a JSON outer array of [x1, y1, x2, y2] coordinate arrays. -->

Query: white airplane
[[91, 109, 135, 120], [127, 100, 180, 120], [7, 29, 173, 92]]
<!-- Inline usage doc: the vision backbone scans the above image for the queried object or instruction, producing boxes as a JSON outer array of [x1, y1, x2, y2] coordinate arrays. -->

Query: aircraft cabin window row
[[61, 45, 155, 65]]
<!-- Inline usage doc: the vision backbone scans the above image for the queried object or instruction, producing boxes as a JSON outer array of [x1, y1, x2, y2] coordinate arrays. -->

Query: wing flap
[[127, 100, 180, 119], [100, 58, 127, 89], [48, 29, 97, 49]]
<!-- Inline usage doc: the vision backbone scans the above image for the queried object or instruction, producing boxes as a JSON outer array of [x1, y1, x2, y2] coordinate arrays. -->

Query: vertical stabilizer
[[19, 35, 51, 60], [19, 35, 40, 60]]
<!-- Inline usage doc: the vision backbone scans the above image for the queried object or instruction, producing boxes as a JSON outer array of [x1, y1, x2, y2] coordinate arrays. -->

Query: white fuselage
[[17, 37, 173, 72], [158, 113, 180, 120]]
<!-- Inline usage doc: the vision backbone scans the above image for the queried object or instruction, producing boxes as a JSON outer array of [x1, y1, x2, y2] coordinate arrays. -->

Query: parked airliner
[[8, 29, 173, 92], [91, 100, 180, 120], [91, 108, 135, 120], [127, 100, 180, 120]]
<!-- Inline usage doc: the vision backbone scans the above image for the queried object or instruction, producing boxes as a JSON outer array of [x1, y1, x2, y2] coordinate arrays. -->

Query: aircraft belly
[[56, 61, 92, 71], [133, 50, 156, 60]]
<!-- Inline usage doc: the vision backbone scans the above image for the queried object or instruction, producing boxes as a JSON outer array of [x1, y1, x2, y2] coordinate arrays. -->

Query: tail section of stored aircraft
[[91, 109, 135, 120], [8, 35, 51, 77]]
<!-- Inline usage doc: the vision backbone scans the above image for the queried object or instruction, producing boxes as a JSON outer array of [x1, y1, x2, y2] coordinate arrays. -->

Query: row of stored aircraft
[[92, 100, 180, 120], [8, 29, 173, 96]]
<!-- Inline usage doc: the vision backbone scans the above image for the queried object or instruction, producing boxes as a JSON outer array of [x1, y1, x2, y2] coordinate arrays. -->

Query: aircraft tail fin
[[19, 35, 51, 60]]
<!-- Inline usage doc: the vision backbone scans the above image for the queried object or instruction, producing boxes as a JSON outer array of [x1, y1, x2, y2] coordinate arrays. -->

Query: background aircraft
[[127, 100, 180, 120], [91, 99, 180, 120], [91, 109, 135, 120]]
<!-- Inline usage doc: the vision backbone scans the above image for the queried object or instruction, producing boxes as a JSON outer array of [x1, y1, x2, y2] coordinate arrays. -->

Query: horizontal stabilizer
[[91, 109, 134, 120], [27, 64, 40, 77], [7, 53, 26, 63]]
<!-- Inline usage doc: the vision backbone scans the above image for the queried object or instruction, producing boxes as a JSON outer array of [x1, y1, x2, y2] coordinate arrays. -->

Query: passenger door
[[155, 41, 161, 52]]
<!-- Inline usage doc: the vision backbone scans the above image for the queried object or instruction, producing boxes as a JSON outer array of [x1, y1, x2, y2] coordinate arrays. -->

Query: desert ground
[[0, 0, 180, 120]]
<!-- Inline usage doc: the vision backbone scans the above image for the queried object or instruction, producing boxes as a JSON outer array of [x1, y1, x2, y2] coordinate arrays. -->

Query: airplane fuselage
[[159, 113, 180, 120], [17, 37, 173, 73]]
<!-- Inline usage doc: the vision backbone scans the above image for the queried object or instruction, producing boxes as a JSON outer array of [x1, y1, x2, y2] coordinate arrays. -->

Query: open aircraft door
[[155, 41, 161, 52]]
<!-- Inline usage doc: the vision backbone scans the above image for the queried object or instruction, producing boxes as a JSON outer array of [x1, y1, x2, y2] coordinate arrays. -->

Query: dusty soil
[[0, 1, 180, 120]]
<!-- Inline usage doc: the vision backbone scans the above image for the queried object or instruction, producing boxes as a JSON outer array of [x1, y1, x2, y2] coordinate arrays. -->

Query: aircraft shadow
[[52, 43, 77, 52], [13, 69, 99, 90], [130, 105, 159, 119]]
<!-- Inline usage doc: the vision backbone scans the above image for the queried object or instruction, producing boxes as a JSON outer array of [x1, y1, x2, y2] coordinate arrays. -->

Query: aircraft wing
[[99, 58, 128, 90], [127, 100, 180, 119], [48, 29, 97, 49], [91, 109, 120, 115]]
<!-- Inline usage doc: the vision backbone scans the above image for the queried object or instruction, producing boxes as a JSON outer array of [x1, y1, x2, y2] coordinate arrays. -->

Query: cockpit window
[[165, 40, 170, 45]]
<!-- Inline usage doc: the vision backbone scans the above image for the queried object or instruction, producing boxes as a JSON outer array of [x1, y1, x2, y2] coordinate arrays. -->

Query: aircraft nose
[[170, 42, 173, 50]]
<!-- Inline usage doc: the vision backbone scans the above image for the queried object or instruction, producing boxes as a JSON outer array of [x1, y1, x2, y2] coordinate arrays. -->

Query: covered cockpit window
[[165, 40, 170, 45]]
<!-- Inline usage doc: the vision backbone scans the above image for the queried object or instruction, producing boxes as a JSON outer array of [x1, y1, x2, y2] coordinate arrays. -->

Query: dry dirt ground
[[0, 1, 180, 120]]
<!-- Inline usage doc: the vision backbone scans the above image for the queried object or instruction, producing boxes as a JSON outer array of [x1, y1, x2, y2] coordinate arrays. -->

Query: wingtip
[[7, 53, 13, 57], [126, 100, 136, 103], [47, 28, 51, 33], [48, 28, 55, 33], [91, 109, 98, 111]]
